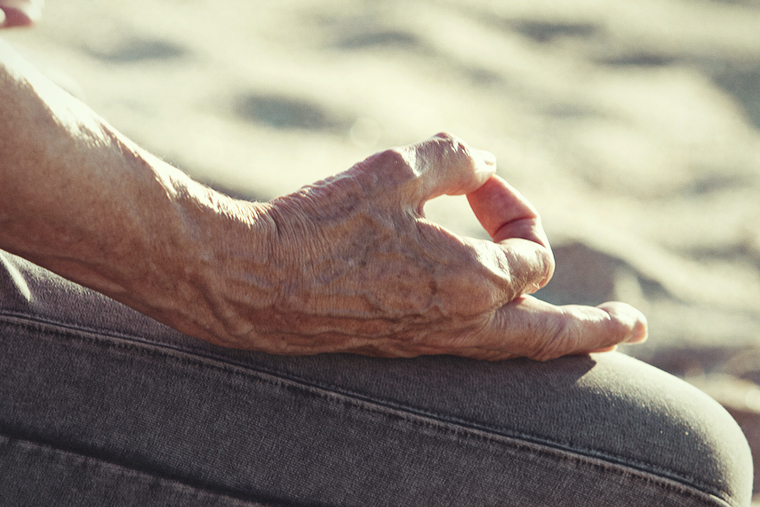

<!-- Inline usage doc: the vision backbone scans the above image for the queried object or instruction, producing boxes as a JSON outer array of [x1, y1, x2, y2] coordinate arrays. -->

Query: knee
[[590, 353, 753, 506]]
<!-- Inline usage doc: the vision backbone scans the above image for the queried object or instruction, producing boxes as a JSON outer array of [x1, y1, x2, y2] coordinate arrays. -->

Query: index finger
[[467, 175, 554, 292], [467, 175, 550, 248]]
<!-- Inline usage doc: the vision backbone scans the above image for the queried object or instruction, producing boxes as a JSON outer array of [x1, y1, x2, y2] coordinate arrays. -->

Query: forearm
[[0, 42, 646, 360], [0, 40, 275, 344]]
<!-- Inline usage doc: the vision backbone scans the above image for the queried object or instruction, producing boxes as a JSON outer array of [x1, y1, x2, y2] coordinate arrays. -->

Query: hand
[[184, 133, 647, 361], [0, 0, 43, 28], [0, 33, 643, 362]]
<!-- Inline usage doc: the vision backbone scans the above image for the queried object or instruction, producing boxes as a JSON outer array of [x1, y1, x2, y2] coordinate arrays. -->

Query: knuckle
[[454, 242, 513, 309], [431, 132, 475, 165], [501, 243, 555, 297], [416, 231, 504, 314], [352, 147, 424, 203], [536, 246, 556, 289], [433, 131, 458, 142], [432, 131, 466, 152], [362, 147, 417, 181]]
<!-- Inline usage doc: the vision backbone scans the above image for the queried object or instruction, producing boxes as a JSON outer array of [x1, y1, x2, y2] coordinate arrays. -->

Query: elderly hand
[[0, 36, 645, 360], [174, 134, 647, 361]]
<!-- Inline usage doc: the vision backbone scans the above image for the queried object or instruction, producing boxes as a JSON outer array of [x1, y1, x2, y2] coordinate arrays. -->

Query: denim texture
[[0, 251, 753, 506]]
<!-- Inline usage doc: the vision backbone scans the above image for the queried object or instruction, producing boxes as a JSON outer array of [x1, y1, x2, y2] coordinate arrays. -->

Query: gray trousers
[[0, 250, 753, 506]]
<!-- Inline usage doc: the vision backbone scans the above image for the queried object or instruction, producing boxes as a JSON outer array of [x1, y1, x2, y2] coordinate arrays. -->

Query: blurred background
[[3, 0, 760, 495]]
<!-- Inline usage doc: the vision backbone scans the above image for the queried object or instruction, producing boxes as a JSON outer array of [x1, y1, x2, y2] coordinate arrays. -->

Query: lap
[[0, 251, 752, 506]]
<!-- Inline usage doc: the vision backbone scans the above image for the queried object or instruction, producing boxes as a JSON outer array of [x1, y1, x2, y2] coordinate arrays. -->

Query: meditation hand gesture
[[0, 38, 646, 360], [179, 134, 646, 360]]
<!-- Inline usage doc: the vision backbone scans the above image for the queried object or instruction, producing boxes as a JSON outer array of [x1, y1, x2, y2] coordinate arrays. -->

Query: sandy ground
[[3, 0, 760, 495]]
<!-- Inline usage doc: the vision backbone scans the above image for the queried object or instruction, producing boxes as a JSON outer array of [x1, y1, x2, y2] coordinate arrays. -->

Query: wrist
[[155, 180, 282, 347]]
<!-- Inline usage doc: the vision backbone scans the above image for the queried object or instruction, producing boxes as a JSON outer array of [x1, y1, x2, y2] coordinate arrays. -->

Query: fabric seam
[[0, 433, 292, 507], [0, 312, 737, 507]]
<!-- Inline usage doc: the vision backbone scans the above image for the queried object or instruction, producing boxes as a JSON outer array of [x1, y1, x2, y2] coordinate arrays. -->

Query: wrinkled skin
[[0, 19, 646, 361], [178, 134, 647, 360]]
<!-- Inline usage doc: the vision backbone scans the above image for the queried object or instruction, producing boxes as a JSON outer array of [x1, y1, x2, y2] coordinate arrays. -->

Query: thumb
[[485, 297, 648, 361], [405, 133, 496, 208]]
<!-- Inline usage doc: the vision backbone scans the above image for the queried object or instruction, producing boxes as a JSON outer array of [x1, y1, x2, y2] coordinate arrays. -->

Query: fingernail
[[473, 149, 497, 182], [598, 302, 648, 344], [629, 312, 648, 344], [476, 149, 497, 166], [621, 306, 648, 344]]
